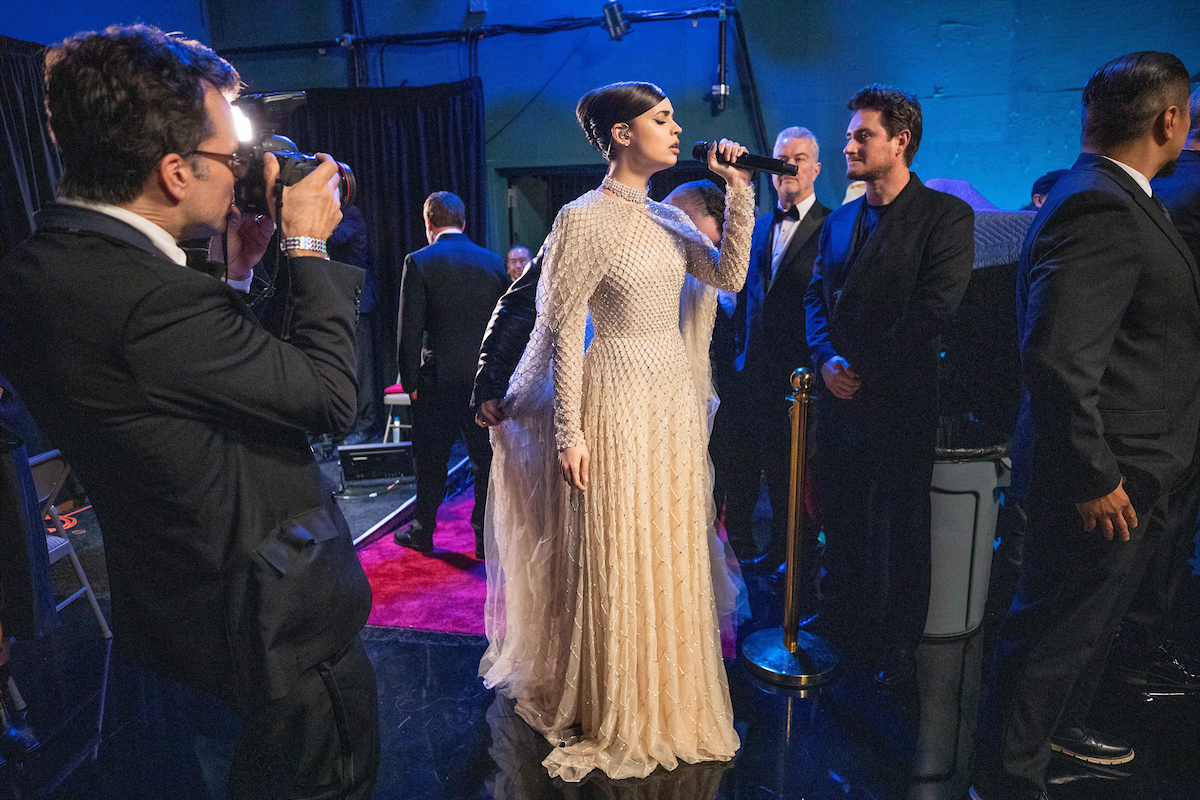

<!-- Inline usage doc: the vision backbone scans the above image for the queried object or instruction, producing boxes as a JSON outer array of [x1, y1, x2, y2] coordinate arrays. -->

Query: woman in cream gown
[[480, 81, 754, 782]]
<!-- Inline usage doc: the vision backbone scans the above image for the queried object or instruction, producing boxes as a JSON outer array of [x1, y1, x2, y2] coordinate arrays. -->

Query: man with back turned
[[972, 52, 1197, 800], [396, 192, 508, 559]]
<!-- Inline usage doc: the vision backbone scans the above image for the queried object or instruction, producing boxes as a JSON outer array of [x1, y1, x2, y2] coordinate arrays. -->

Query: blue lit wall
[[8, 1, 1200, 251], [2, 0, 209, 45]]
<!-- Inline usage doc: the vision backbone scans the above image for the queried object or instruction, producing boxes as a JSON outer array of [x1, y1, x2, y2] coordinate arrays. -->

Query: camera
[[231, 91, 356, 215]]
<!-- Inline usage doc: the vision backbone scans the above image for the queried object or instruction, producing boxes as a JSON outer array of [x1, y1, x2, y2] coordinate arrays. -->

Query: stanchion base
[[741, 628, 840, 689]]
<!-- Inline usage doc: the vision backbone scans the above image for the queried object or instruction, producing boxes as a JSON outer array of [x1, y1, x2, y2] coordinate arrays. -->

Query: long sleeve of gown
[[544, 206, 605, 451], [678, 184, 755, 292]]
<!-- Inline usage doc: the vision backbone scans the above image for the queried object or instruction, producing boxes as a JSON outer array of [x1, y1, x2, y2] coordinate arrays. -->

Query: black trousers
[[1120, 466, 1200, 652], [411, 385, 492, 533], [814, 398, 935, 651], [229, 634, 380, 800], [975, 496, 1168, 794]]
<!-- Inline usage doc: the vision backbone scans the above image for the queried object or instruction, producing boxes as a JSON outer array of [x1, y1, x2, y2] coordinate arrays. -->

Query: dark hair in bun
[[576, 81, 667, 161]]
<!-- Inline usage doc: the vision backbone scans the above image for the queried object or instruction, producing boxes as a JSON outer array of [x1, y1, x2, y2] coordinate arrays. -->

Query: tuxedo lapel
[[768, 201, 826, 294]]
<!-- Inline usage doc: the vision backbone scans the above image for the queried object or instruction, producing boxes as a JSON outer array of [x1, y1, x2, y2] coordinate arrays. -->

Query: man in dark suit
[[714, 127, 830, 570], [971, 53, 1197, 800], [805, 85, 974, 688], [396, 192, 508, 558], [1108, 84, 1200, 696], [0, 26, 377, 798]]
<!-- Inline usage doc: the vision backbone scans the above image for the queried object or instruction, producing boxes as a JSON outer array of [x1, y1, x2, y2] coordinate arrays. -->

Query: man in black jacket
[[805, 85, 974, 688], [0, 26, 376, 798], [972, 53, 1197, 800], [396, 192, 508, 558], [1107, 84, 1200, 696], [717, 126, 831, 570]]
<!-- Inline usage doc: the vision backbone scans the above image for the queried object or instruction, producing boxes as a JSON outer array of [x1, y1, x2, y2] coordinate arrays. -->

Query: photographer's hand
[[214, 203, 275, 281], [266, 152, 343, 257]]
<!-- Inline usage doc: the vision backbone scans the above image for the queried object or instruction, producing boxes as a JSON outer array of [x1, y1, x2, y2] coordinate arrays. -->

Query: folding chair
[[382, 379, 412, 443], [28, 450, 111, 639]]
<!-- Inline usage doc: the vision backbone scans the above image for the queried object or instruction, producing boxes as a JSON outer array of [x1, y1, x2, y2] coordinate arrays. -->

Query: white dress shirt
[[770, 192, 818, 283], [1101, 156, 1153, 197], [56, 197, 254, 291]]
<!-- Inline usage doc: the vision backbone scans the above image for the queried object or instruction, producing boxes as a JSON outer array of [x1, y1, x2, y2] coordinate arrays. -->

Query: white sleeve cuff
[[224, 270, 254, 292]]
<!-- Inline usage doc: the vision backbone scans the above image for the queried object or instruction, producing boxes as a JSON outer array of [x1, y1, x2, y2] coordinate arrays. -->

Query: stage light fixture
[[602, 2, 631, 41]]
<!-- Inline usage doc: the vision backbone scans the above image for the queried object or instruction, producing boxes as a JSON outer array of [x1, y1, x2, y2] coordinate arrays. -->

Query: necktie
[[773, 205, 800, 224]]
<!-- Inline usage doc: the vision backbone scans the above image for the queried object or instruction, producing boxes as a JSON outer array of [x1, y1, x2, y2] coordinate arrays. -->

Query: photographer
[[0, 25, 377, 799]]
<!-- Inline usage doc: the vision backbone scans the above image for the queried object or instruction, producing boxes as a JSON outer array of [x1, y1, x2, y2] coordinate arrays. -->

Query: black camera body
[[231, 92, 355, 215]]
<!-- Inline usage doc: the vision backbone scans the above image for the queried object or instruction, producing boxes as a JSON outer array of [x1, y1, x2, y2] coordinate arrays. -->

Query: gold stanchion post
[[740, 368, 840, 688]]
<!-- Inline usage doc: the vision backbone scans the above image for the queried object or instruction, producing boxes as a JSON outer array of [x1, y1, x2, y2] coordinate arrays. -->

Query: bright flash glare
[[233, 107, 254, 143]]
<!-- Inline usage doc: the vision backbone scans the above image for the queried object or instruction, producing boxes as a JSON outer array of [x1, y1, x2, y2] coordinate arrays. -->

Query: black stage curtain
[[0, 36, 61, 260], [283, 78, 488, 383]]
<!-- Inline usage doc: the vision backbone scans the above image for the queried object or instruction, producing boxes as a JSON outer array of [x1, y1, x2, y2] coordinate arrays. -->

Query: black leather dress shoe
[[393, 520, 434, 553], [473, 527, 485, 561], [1115, 641, 1200, 692], [874, 648, 917, 689], [1049, 726, 1133, 765]]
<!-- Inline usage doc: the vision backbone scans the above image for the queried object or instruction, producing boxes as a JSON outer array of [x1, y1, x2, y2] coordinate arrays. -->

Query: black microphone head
[[692, 141, 711, 162]]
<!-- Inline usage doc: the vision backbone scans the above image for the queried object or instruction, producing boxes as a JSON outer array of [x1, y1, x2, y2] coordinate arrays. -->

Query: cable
[[215, 3, 728, 56], [485, 27, 593, 146]]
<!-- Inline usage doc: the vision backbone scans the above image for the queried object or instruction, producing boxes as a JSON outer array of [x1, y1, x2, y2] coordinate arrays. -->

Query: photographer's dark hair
[[424, 192, 466, 229], [672, 179, 726, 237], [1082, 52, 1191, 150], [576, 82, 667, 161], [848, 84, 923, 167], [45, 24, 240, 204]]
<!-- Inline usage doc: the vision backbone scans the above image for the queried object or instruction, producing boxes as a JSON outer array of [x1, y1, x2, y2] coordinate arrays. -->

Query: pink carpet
[[358, 488, 486, 635], [360, 487, 737, 657]]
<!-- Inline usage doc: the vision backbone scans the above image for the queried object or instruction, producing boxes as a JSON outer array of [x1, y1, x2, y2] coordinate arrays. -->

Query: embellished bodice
[[513, 177, 755, 450]]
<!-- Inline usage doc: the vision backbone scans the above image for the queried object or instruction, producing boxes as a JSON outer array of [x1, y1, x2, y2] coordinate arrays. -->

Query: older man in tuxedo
[[712, 127, 830, 571], [972, 52, 1197, 800]]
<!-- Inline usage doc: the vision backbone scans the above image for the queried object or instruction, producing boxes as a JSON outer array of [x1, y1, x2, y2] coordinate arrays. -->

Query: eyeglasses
[[190, 150, 250, 179]]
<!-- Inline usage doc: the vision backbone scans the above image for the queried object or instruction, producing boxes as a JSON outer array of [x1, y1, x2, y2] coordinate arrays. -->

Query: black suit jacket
[[472, 255, 541, 410], [1011, 153, 1200, 510], [0, 203, 372, 709], [397, 233, 508, 395], [1152, 148, 1200, 264], [729, 199, 830, 403], [806, 174, 974, 428]]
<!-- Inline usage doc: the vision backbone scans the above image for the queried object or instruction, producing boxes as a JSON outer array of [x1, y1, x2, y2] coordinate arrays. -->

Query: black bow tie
[[773, 205, 800, 224]]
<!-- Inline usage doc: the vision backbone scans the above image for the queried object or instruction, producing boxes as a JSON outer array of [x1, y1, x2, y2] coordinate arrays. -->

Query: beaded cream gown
[[481, 176, 755, 782]]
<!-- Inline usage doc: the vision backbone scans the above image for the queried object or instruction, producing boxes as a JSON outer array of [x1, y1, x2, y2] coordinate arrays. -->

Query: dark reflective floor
[[5, 531, 1200, 798]]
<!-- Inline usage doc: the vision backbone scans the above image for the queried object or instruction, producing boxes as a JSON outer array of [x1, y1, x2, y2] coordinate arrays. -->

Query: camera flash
[[233, 106, 254, 143]]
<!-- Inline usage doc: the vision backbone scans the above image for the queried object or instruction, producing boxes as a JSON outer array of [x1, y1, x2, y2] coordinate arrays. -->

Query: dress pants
[[975, 495, 1168, 794], [1120, 466, 1200, 652], [814, 396, 935, 651], [229, 634, 380, 800], [411, 384, 492, 533]]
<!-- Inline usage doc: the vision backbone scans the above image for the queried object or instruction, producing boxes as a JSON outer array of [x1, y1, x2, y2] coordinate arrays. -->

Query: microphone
[[692, 141, 798, 176]]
